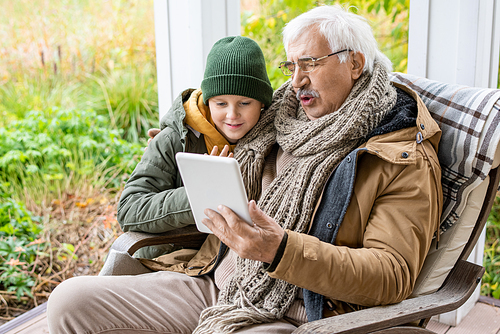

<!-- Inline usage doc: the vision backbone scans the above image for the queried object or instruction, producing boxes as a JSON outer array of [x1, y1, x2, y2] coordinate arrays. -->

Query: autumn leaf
[[26, 238, 45, 247], [102, 210, 118, 229], [5, 258, 26, 266], [76, 198, 95, 208], [103, 216, 118, 229]]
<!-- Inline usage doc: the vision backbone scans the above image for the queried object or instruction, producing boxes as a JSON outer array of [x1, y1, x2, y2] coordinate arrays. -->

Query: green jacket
[[117, 89, 206, 258]]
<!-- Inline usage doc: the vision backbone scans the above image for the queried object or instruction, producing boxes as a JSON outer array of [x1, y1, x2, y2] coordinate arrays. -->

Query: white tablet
[[175, 152, 252, 234]]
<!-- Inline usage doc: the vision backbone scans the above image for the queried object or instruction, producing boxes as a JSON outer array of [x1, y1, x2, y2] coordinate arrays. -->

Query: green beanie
[[201, 36, 273, 107]]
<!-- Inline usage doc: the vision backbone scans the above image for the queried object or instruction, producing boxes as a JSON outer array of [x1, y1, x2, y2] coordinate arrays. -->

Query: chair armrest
[[293, 259, 484, 334], [111, 225, 208, 256]]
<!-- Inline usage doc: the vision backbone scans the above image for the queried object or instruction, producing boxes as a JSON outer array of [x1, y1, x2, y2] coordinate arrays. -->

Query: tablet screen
[[176, 152, 252, 233]]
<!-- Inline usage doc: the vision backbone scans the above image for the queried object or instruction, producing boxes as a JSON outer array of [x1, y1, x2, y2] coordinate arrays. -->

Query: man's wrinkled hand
[[202, 200, 284, 263]]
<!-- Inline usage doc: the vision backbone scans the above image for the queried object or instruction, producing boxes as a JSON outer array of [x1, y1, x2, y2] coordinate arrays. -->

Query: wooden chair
[[108, 74, 500, 333]]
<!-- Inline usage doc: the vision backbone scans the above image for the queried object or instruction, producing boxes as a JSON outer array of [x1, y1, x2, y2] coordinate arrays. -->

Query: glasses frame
[[279, 49, 350, 76]]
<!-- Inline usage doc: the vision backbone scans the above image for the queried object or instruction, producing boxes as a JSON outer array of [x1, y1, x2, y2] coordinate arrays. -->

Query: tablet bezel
[[175, 152, 252, 234]]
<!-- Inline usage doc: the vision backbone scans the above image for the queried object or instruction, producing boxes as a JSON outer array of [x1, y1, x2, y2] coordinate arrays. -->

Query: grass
[[86, 63, 159, 142], [0, 0, 158, 140]]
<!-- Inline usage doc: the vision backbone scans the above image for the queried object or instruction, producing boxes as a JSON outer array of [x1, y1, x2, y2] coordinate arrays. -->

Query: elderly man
[[47, 5, 442, 334]]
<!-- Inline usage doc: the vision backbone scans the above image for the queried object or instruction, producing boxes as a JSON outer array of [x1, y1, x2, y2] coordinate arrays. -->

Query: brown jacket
[[144, 84, 442, 316]]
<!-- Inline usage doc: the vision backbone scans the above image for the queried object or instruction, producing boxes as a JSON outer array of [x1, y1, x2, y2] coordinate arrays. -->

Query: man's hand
[[202, 200, 284, 263], [209, 145, 233, 158]]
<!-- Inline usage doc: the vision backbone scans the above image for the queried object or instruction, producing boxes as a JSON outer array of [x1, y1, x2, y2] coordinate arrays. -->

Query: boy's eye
[[240, 102, 251, 106], [216, 102, 227, 106]]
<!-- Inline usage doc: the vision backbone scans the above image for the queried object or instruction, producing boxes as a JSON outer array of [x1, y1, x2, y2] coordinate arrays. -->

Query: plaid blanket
[[390, 72, 500, 233]]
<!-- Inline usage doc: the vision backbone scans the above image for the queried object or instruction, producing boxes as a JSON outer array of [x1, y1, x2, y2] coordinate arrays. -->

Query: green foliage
[[0, 184, 44, 299], [0, 264, 36, 299], [86, 64, 159, 143], [482, 195, 500, 298], [0, 74, 84, 122], [0, 184, 41, 240], [0, 65, 159, 142], [241, 0, 410, 90], [0, 109, 144, 203], [56, 243, 78, 262]]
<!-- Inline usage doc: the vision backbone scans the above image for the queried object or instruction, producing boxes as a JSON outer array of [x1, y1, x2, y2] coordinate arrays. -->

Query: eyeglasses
[[278, 49, 350, 76]]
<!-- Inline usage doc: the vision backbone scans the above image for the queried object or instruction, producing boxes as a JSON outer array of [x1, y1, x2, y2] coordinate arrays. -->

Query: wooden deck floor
[[1, 300, 500, 334], [427, 301, 500, 334]]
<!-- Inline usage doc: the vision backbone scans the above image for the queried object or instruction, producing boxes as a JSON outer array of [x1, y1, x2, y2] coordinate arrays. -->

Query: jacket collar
[[363, 83, 441, 165]]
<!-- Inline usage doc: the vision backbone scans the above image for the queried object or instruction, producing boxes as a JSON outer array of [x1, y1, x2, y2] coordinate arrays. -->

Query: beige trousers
[[47, 270, 298, 334]]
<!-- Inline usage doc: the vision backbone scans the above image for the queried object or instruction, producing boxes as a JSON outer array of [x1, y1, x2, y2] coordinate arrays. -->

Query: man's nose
[[291, 67, 309, 90]]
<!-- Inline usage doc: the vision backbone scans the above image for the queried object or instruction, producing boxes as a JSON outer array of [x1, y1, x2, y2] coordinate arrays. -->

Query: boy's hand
[[144, 128, 161, 151], [147, 128, 161, 145], [209, 145, 234, 158]]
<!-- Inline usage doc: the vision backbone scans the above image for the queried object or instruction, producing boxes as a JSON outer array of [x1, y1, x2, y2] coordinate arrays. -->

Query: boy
[[117, 36, 273, 258]]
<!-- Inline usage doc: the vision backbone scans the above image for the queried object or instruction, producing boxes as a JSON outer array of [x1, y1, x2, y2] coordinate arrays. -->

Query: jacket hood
[[364, 83, 441, 165], [160, 88, 196, 134]]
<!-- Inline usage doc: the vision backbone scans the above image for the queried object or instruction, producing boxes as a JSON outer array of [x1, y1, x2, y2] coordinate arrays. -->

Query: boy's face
[[208, 95, 263, 143]]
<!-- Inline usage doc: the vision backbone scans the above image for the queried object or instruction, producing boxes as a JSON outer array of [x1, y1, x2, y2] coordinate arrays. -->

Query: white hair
[[282, 5, 392, 74]]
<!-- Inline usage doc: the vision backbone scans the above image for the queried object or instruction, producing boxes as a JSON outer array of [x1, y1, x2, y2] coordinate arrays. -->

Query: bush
[[0, 108, 144, 205], [482, 195, 500, 298], [0, 184, 45, 299]]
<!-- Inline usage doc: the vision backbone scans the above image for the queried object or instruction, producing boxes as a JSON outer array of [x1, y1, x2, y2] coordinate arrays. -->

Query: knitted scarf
[[193, 62, 397, 333]]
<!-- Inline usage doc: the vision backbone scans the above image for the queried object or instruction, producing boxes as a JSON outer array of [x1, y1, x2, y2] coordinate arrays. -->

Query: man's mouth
[[300, 95, 315, 106], [296, 88, 319, 106]]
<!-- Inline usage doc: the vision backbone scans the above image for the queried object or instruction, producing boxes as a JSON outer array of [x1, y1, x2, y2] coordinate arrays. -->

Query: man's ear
[[350, 52, 365, 80]]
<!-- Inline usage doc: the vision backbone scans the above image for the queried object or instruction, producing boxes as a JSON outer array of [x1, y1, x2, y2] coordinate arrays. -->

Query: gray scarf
[[193, 62, 397, 333]]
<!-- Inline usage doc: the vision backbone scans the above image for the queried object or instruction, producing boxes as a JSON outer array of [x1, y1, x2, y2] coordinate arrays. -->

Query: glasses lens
[[280, 61, 294, 76], [298, 58, 314, 73]]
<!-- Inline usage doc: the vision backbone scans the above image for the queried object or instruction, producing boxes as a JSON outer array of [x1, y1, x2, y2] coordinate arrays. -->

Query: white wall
[[153, 0, 240, 121], [408, 0, 500, 88]]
